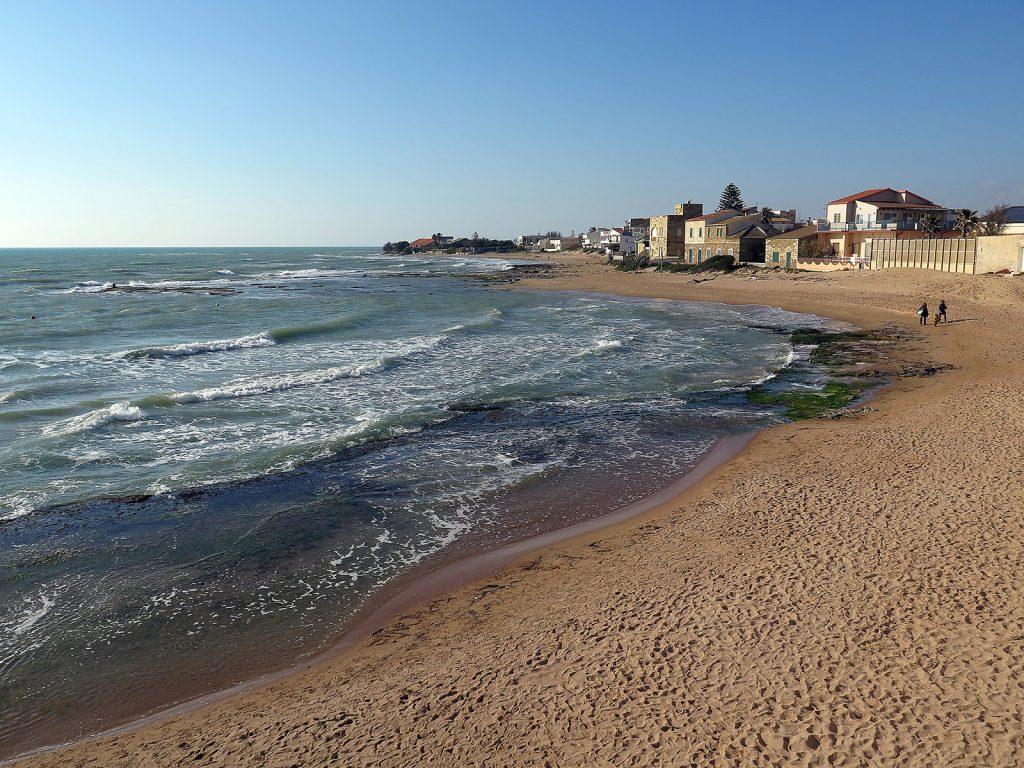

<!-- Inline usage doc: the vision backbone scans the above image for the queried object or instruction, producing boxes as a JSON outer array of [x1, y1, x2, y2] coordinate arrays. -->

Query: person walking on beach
[[938, 300, 947, 324], [918, 302, 929, 325]]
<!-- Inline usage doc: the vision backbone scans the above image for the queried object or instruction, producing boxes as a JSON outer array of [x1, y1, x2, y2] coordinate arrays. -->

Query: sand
[[13, 259, 1024, 767]]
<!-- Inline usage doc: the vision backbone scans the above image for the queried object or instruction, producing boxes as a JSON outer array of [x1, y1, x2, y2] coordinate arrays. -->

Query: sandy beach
[[14, 257, 1024, 767]]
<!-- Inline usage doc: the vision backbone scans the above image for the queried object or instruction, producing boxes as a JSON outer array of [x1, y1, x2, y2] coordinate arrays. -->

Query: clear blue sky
[[2, 0, 1022, 246]]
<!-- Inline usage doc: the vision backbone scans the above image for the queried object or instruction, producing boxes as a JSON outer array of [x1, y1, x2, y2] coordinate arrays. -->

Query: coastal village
[[398, 184, 1024, 276]]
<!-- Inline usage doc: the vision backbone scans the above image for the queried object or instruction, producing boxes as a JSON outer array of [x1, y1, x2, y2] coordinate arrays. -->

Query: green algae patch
[[789, 327, 889, 368], [748, 380, 871, 420]]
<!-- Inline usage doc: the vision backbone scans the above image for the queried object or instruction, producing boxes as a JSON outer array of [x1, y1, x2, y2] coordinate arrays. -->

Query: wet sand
[[14, 259, 1024, 766]]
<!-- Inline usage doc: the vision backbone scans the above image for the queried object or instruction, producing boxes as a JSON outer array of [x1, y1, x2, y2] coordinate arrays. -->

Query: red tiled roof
[[827, 188, 890, 206], [409, 238, 434, 248], [871, 202, 944, 210]]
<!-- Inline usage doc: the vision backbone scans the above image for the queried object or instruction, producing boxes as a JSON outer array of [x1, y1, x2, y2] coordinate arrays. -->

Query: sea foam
[[168, 360, 391, 404], [124, 332, 276, 359]]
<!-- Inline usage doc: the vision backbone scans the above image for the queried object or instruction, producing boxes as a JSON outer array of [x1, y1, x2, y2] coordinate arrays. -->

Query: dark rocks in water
[[474, 263, 560, 284]]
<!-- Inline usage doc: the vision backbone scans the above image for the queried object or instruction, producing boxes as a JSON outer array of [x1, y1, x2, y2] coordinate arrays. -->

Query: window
[[676, 228, 682, 237], [833, 213, 841, 223], [772, 251, 780, 263], [718, 227, 724, 237], [716, 248, 722, 256], [688, 248, 693, 258], [698, 227, 703, 237], [688, 227, 693, 237], [651, 227, 658, 238], [697, 248, 702, 259]]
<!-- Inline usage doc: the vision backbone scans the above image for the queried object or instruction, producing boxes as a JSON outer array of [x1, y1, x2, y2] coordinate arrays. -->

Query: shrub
[[694, 254, 736, 273]]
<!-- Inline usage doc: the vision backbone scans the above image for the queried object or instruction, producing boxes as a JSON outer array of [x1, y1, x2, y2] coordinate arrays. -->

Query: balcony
[[817, 221, 953, 233]]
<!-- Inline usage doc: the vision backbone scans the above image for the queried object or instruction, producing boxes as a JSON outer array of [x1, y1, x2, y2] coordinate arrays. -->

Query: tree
[[920, 213, 941, 239], [759, 206, 775, 234], [718, 183, 745, 212], [954, 208, 980, 238], [979, 204, 1008, 236]]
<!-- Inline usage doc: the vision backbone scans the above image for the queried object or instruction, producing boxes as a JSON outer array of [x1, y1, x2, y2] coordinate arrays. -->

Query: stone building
[[683, 210, 742, 264], [766, 224, 818, 269], [647, 202, 704, 261], [702, 213, 761, 262]]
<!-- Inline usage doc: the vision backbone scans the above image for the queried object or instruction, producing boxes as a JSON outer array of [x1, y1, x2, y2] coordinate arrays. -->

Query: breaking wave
[[41, 403, 146, 438], [123, 332, 276, 359], [160, 359, 393, 405]]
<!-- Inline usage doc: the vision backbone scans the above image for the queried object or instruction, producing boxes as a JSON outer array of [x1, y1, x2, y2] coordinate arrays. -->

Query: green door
[[785, 252, 792, 270]]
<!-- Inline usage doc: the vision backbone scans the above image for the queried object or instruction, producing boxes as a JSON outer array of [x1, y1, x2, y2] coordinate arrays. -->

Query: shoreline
[[6, 432, 757, 764], [1, 283, 837, 762], [16, 258, 1024, 767]]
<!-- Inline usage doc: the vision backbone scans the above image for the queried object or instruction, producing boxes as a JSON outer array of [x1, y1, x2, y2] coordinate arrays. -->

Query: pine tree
[[718, 183, 745, 212]]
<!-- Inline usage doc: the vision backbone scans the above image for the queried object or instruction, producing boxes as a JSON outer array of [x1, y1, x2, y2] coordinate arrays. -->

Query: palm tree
[[954, 208, 979, 238], [920, 213, 941, 239], [759, 207, 775, 234]]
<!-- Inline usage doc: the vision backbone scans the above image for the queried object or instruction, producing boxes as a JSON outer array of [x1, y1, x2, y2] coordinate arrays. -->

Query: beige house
[[683, 210, 739, 264], [820, 188, 955, 261]]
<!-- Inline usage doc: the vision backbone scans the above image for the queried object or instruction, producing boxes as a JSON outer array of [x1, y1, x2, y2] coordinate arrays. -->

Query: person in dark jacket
[[918, 302, 929, 325], [938, 300, 947, 323]]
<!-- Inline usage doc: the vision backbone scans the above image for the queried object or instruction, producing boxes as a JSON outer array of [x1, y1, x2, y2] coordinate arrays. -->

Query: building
[[558, 235, 582, 251], [648, 215, 688, 260], [515, 233, 559, 250], [582, 227, 623, 252], [626, 217, 650, 239], [766, 224, 818, 269], [702, 213, 761, 262], [684, 210, 741, 264], [618, 230, 642, 259], [1002, 206, 1024, 235], [409, 238, 434, 249], [818, 188, 956, 260], [646, 203, 704, 262]]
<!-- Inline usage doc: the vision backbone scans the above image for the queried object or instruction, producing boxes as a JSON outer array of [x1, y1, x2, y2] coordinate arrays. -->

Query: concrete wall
[[976, 234, 1024, 273], [871, 238, 976, 273]]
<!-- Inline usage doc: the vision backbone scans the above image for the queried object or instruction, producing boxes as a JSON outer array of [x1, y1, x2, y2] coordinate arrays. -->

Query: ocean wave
[[253, 268, 359, 280], [573, 338, 624, 359], [215, 269, 235, 275], [268, 314, 367, 341], [41, 402, 146, 438], [163, 359, 392, 405], [123, 332, 276, 360], [63, 281, 113, 294], [443, 308, 504, 334]]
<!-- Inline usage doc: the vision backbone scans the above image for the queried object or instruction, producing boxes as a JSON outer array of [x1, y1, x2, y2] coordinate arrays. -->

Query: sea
[[0, 247, 829, 757]]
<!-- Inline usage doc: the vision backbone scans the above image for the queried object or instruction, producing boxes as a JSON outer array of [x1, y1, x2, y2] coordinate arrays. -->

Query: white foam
[[11, 594, 55, 637], [574, 338, 624, 359], [42, 402, 146, 437], [63, 281, 113, 294], [169, 360, 390, 404], [124, 332, 275, 359]]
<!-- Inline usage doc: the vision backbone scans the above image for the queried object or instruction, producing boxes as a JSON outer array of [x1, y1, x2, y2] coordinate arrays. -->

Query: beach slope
[[15, 264, 1024, 767]]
